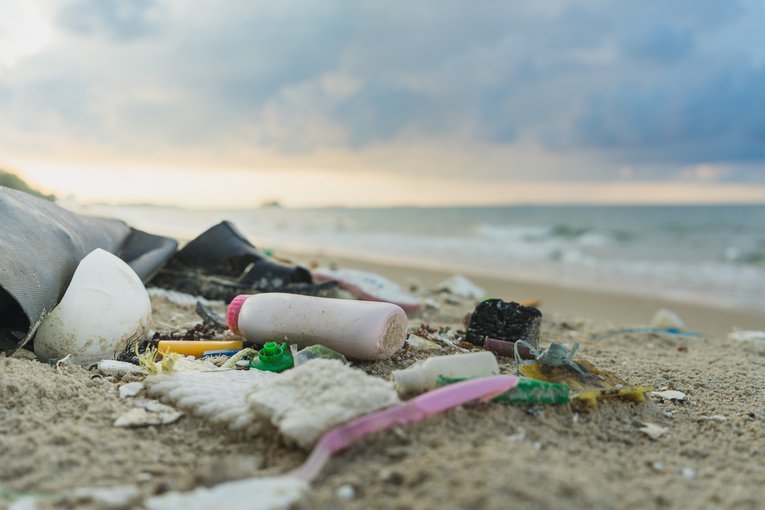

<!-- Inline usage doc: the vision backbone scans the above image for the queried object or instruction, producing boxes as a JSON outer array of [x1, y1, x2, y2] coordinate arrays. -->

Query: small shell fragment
[[119, 382, 144, 399], [639, 422, 668, 440], [114, 401, 183, 427], [649, 390, 686, 401]]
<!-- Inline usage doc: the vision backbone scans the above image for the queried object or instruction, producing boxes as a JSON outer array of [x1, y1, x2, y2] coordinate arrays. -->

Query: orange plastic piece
[[157, 340, 243, 358]]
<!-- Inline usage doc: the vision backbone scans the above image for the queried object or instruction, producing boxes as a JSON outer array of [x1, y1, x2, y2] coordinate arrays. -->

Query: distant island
[[0, 169, 55, 201]]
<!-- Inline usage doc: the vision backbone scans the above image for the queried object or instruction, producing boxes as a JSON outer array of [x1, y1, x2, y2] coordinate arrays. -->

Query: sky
[[1, 0, 765, 208]]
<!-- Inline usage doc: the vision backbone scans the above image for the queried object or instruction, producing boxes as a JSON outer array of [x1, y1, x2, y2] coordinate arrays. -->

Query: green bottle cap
[[250, 342, 294, 373]]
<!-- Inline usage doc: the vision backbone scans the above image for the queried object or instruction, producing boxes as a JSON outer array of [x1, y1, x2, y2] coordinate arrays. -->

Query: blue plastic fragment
[[597, 327, 702, 340], [202, 349, 241, 358]]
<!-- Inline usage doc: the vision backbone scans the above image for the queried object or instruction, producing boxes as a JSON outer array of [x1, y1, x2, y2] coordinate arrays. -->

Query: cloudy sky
[[1, 0, 765, 207]]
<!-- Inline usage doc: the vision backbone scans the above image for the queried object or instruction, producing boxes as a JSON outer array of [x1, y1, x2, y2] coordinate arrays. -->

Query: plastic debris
[[639, 422, 668, 440], [465, 299, 541, 347], [228, 293, 407, 360], [515, 340, 586, 377], [294, 344, 348, 366], [597, 327, 701, 340], [202, 349, 241, 358], [311, 267, 422, 312], [246, 359, 400, 449], [336, 485, 356, 501], [682, 467, 696, 480], [391, 351, 499, 395], [484, 337, 534, 359], [143, 476, 309, 510], [114, 401, 183, 427], [96, 360, 146, 377], [649, 390, 686, 402], [434, 275, 486, 300], [405, 335, 442, 352], [651, 308, 686, 330], [220, 348, 258, 370], [288, 375, 519, 482], [157, 340, 243, 358], [119, 382, 144, 399], [697, 415, 727, 422], [519, 358, 652, 409], [34, 249, 152, 366], [250, 342, 294, 372], [437, 375, 569, 405], [728, 329, 765, 345], [195, 300, 228, 328]]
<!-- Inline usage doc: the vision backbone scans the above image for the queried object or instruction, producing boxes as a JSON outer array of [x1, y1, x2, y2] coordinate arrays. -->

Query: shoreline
[[284, 248, 765, 338]]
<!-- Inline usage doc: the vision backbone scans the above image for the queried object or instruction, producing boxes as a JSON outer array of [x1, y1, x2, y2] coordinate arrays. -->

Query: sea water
[[78, 203, 765, 314]]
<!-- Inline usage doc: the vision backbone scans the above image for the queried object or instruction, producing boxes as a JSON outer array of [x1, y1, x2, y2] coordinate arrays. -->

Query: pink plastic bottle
[[227, 293, 408, 360]]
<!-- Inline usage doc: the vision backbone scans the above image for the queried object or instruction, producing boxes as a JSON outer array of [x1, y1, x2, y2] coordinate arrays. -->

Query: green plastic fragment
[[436, 375, 570, 405], [250, 342, 294, 372], [294, 344, 348, 366]]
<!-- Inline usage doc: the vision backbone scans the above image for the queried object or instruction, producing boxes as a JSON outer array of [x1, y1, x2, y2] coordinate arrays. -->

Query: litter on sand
[[3, 190, 734, 509]]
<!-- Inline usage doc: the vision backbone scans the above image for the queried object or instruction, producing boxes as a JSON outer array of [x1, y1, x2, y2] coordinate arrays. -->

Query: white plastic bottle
[[34, 249, 152, 366], [227, 293, 407, 360], [391, 351, 499, 394]]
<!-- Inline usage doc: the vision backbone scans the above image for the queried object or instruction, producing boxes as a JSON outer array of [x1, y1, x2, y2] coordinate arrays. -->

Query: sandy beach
[[1, 252, 764, 510]]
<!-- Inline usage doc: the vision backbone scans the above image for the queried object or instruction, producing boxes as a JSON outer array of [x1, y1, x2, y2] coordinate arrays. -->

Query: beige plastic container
[[227, 293, 407, 360], [391, 351, 500, 395]]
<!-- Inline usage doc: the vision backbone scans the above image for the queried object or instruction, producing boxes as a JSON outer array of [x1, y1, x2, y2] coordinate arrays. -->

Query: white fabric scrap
[[246, 359, 400, 449], [144, 476, 308, 510], [145, 369, 277, 430], [435, 275, 486, 300]]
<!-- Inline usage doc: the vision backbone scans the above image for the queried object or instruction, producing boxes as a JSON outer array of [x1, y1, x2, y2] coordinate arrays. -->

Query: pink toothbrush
[[288, 374, 519, 482]]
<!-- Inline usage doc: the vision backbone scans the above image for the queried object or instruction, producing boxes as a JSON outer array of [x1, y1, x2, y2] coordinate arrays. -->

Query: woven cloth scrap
[[145, 369, 277, 431], [245, 359, 400, 449]]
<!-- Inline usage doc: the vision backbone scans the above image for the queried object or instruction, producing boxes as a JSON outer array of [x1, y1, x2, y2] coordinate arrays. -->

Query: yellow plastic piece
[[157, 340, 244, 358], [519, 359, 652, 409]]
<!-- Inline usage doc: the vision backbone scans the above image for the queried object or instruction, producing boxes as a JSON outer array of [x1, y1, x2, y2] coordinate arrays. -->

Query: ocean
[[77, 203, 765, 314]]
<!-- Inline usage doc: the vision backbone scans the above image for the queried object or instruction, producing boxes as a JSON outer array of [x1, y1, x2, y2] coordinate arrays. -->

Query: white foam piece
[[144, 476, 308, 510]]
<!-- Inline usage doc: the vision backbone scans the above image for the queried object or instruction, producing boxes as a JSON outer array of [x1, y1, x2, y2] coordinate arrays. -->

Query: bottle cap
[[227, 294, 250, 334], [250, 341, 294, 372], [391, 365, 425, 394]]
